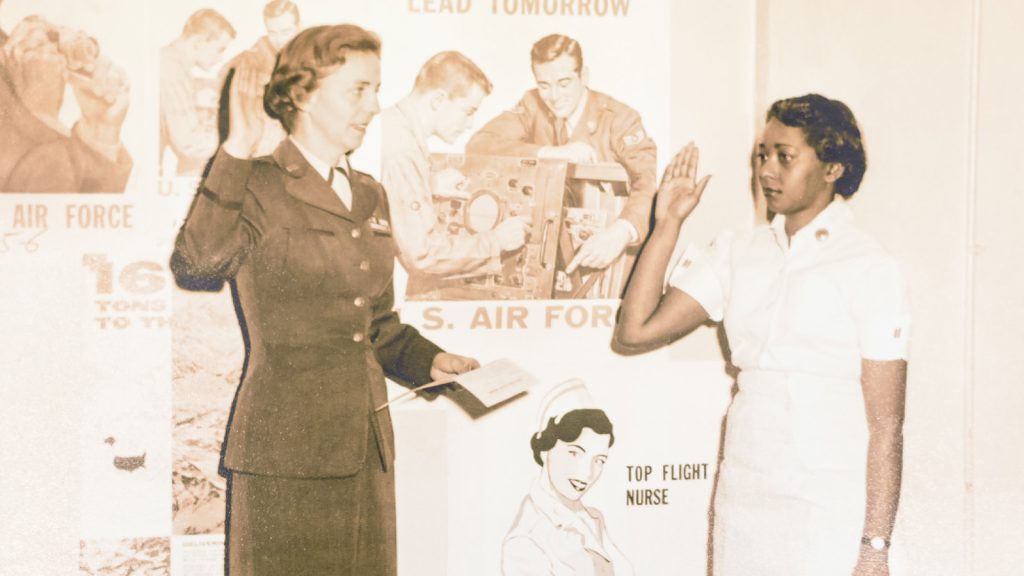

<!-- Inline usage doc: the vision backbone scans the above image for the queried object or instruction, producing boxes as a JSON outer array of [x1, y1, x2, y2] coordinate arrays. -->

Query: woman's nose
[[758, 156, 776, 181], [568, 460, 588, 479]]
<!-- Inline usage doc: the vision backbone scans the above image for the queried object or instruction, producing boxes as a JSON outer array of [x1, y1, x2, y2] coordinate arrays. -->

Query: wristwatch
[[861, 535, 890, 551]]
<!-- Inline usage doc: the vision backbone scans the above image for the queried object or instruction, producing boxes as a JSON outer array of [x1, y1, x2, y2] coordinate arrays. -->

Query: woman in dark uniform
[[171, 24, 478, 575]]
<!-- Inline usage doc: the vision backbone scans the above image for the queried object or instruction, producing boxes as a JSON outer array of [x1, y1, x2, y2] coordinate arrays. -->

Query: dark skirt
[[227, 434, 396, 576]]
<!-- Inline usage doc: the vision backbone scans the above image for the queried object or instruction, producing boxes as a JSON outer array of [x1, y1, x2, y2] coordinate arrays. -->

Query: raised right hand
[[222, 50, 271, 158], [234, 49, 273, 100], [654, 142, 711, 224]]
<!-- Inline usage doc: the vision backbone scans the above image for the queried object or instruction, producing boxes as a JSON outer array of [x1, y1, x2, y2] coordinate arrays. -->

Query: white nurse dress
[[669, 200, 910, 575]]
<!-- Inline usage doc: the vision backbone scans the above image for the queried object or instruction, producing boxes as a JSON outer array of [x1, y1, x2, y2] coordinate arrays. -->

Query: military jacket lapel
[[347, 169, 380, 224], [272, 139, 354, 221]]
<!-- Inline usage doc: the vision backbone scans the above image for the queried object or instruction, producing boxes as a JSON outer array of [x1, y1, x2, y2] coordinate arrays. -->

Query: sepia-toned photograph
[[2, 0, 1023, 575]]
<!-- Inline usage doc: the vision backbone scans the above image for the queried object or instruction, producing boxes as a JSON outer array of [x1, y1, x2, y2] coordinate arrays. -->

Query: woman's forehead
[[760, 119, 808, 147], [317, 51, 380, 84]]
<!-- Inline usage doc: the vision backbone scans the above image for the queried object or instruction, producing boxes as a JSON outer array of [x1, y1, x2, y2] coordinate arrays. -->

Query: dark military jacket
[[172, 139, 442, 478]]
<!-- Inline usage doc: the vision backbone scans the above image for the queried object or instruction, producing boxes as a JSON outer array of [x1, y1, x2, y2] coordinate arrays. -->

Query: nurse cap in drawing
[[534, 379, 597, 439]]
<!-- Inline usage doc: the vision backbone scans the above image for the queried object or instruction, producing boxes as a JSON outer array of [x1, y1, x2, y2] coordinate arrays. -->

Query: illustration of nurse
[[502, 379, 633, 576]]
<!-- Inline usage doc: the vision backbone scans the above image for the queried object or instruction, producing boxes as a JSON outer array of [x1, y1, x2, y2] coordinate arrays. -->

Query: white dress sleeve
[[852, 254, 911, 360], [666, 230, 734, 322]]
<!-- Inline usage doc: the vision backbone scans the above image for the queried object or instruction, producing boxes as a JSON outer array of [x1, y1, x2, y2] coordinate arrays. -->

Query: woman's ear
[[825, 162, 845, 183], [292, 88, 312, 112]]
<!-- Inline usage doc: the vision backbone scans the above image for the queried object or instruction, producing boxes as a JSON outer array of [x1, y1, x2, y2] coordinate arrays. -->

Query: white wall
[[971, 1, 1024, 573]]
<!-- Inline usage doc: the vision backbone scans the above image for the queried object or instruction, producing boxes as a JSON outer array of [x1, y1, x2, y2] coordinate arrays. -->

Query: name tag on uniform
[[368, 215, 392, 236]]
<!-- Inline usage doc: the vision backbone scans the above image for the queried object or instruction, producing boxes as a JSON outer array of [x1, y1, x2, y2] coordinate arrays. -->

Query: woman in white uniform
[[615, 94, 909, 576]]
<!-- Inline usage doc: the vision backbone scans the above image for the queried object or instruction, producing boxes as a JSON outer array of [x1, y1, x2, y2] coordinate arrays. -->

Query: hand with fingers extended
[[492, 215, 532, 252], [222, 50, 273, 159], [565, 220, 631, 274], [233, 48, 274, 101], [654, 142, 712, 225]]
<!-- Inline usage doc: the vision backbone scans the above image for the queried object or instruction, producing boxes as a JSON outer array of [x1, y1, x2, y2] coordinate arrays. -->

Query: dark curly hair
[[530, 408, 614, 466], [263, 24, 380, 133], [767, 94, 867, 198]]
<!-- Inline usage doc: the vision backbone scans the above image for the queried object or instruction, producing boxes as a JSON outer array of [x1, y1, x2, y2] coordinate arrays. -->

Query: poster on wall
[[1, 1, 741, 575]]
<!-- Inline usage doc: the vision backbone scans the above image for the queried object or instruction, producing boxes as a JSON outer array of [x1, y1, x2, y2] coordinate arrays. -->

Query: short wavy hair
[[530, 34, 583, 73], [767, 93, 866, 198], [413, 51, 492, 99], [530, 408, 614, 466], [263, 24, 380, 133], [182, 8, 236, 40]]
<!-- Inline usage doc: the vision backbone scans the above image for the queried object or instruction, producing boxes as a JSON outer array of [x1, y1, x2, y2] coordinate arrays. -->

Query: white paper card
[[454, 358, 538, 407]]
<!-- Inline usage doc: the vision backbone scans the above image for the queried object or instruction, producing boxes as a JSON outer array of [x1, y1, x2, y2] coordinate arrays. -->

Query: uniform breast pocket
[[281, 226, 332, 289]]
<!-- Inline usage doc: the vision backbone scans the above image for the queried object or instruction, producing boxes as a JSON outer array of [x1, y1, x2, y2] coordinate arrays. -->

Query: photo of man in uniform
[[0, 14, 132, 193], [217, 0, 301, 159], [160, 8, 235, 177], [466, 34, 657, 277], [381, 51, 530, 278]]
